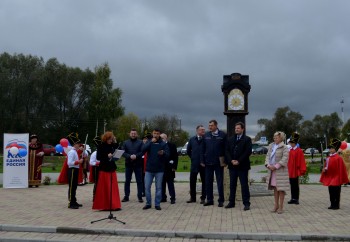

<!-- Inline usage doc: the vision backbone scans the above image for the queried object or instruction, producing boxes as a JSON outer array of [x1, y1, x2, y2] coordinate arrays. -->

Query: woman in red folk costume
[[92, 131, 121, 211], [287, 132, 306, 205], [320, 138, 349, 210], [28, 134, 45, 187]]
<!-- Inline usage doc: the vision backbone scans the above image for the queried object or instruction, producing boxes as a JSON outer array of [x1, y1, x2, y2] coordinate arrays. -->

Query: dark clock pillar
[[221, 73, 251, 201], [221, 73, 251, 137]]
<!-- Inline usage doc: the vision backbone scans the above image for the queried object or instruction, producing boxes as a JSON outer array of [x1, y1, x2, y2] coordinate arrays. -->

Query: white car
[[181, 142, 188, 155], [304, 148, 319, 154]]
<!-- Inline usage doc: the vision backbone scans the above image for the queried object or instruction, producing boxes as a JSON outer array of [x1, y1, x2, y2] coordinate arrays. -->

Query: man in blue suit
[[186, 125, 206, 204]]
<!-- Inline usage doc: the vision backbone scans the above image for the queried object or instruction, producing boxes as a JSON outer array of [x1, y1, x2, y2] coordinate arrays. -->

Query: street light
[[317, 136, 325, 172]]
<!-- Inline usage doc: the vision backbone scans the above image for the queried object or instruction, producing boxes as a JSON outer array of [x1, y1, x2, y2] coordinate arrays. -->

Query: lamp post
[[318, 136, 325, 172]]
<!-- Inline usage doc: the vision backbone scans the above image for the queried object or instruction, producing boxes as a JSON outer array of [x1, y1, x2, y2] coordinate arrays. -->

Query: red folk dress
[[288, 147, 307, 178], [57, 156, 69, 184], [28, 143, 44, 187], [92, 142, 121, 210], [320, 153, 349, 186]]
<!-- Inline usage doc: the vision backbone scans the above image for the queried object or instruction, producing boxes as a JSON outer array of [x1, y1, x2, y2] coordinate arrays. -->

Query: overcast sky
[[1, 0, 349, 137]]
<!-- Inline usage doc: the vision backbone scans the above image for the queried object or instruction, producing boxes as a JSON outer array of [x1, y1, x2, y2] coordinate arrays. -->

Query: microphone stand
[[91, 154, 125, 224]]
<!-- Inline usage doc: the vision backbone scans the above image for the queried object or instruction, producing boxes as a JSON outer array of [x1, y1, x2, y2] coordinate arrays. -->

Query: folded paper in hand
[[113, 149, 125, 159]]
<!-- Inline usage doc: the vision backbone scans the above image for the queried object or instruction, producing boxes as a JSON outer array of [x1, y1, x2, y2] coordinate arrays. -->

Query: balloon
[[340, 141, 347, 150], [63, 146, 72, 155], [60, 138, 69, 148], [346, 143, 350, 150], [19, 148, 27, 157], [55, 144, 63, 153], [10, 147, 19, 155]]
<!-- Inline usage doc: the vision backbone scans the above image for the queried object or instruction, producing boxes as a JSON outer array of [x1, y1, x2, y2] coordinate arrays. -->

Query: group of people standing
[[186, 121, 349, 214], [30, 120, 349, 213], [186, 120, 252, 210], [64, 128, 179, 211]]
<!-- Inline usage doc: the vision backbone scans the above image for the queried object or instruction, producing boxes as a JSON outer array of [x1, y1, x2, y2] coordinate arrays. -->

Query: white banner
[[3, 133, 29, 188]]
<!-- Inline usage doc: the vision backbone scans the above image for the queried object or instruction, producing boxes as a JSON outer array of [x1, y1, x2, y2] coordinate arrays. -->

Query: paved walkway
[[1, 181, 350, 241]]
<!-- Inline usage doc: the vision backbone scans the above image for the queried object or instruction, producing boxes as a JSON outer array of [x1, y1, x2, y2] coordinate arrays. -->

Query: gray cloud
[[1, 0, 349, 137]]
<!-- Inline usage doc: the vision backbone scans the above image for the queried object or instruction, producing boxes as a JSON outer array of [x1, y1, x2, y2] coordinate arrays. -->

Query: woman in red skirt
[[92, 131, 121, 211]]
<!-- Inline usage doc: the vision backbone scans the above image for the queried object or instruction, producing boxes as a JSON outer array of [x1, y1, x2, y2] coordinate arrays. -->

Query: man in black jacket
[[186, 125, 206, 204], [225, 122, 252, 211], [160, 133, 178, 204], [121, 129, 144, 203]]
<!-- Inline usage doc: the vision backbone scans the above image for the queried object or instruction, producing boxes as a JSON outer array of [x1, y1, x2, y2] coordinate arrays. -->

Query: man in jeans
[[142, 128, 169, 210], [121, 129, 144, 203]]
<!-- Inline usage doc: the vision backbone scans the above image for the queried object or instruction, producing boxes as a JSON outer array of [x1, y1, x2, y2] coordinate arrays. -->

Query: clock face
[[228, 89, 245, 111]]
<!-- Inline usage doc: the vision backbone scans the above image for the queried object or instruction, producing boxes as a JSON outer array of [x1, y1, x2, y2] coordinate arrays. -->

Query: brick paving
[[0, 182, 350, 241]]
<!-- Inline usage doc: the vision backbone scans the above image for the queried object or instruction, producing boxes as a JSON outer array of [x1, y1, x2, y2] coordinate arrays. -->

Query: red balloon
[[340, 141, 347, 150], [60, 138, 69, 148]]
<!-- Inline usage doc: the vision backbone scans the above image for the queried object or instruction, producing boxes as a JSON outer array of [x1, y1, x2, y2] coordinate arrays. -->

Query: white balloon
[[10, 147, 19, 155], [346, 143, 350, 150], [63, 146, 73, 154]]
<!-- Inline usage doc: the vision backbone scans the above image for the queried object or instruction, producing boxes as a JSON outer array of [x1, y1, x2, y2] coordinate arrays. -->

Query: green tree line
[[0, 52, 189, 148], [0, 52, 124, 147], [256, 106, 350, 149]]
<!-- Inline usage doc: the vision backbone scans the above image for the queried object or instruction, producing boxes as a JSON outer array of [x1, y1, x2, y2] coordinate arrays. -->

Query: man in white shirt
[[67, 133, 84, 209]]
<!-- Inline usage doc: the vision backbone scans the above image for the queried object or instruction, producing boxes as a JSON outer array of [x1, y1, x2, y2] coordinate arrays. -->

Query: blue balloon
[[55, 144, 63, 153], [19, 148, 27, 157]]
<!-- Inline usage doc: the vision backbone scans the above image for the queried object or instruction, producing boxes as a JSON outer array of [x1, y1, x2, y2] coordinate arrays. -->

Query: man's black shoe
[[243, 206, 250, 211], [187, 200, 196, 203], [218, 202, 224, 207], [68, 204, 79, 209], [171, 200, 175, 204], [161, 198, 167, 203], [155, 206, 162, 210], [288, 199, 299, 204], [203, 201, 214, 206], [138, 199, 144, 203], [225, 203, 235, 209], [143, 205, 151, 210], [74, 203, 83, 207], [122, 197, 129, 202], [200, 199, 205, 204]]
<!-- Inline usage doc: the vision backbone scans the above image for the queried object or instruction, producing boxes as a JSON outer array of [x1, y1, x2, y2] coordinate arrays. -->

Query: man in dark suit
[[186, 125, 206, 204], [160, 133, 178, 204], [225, 122, 252, 211]]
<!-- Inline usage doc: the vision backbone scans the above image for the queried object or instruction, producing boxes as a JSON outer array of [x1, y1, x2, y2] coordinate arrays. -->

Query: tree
[[114, 113, 142, 142], [0, 52, 125, 147], [86, 63, 124, 138], [147, 113, 189, 146], [257, 106, 303, 143]]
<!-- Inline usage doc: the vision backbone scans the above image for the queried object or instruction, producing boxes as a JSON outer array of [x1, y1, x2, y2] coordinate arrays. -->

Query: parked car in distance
[[254, 146, 268, 154], [322, 149, 330, 154], [304, 148, 319, 155], [181, 142, 188, 155], [177, 147, 182, 155], [42, 144, 56, 156]]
